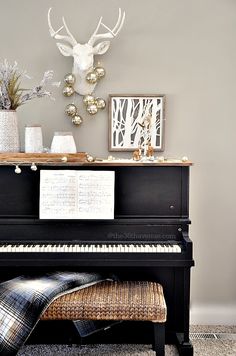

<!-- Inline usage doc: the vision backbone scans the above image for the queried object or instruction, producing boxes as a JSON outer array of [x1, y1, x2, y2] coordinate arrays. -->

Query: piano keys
[[0, 243, 182, 253]]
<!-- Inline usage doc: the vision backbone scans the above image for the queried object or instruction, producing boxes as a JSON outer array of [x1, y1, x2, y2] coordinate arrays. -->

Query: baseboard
[[190, 304, 236, 325]]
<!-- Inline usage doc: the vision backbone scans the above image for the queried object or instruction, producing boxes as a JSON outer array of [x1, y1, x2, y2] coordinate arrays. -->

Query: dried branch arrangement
[[0, 59, 59, 110]]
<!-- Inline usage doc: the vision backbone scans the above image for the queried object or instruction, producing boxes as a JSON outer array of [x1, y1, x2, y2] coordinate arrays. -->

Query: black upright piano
[[0, 158, 194, 355]]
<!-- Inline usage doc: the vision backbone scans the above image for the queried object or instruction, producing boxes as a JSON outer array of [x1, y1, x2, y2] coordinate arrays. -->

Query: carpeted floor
[[18, 326, 236, 356]]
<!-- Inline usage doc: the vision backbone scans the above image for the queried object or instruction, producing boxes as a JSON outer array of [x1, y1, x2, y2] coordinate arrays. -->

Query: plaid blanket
[[0, 272, 107, 355]]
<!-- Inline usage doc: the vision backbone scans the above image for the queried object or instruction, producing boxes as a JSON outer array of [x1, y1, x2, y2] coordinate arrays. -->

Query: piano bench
[[41, 280, 167, 355]]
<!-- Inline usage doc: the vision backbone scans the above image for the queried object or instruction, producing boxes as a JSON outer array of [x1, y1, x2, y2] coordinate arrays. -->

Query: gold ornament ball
[[83, 94, 95, 106], [65, 104, 77, 117], [94, 66, 106, 79], [72, 115, 83, 126], [95, 97, 106, 109], [86, 71, 98, 84], [63, 86, 74, 97], [64, 73, 76, 86], [87, 103, 98, 115]]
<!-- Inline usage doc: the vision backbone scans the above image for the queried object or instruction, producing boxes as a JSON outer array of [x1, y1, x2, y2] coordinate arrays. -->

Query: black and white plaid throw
[[0, 272, 106, 355]]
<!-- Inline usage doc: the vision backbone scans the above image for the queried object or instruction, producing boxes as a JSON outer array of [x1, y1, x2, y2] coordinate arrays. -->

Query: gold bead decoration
[[63, 86, 74, 97], [182, 156, 189, 162], [64, 73, 76, 86], [94, 66, 105, 79], [65, 104, 77, 117], [83, 94, 95, 106], [95, 97, 106, 109], [87, 103, 98, 115], [86, 72, 98, 84], [87, 155, 94, 162], [158, 156, 165, 162], [72, 115, 83, 125]]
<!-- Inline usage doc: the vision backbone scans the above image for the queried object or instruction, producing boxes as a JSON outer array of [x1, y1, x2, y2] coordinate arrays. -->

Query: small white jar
[[50, 132, 77, 153], [25, 125, 43, 153]]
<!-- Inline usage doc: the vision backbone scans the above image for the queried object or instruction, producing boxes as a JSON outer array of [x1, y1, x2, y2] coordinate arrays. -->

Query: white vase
[[25, 125, 43, 153], [50, 132, 77, 153], [0, 110, 20, 152]]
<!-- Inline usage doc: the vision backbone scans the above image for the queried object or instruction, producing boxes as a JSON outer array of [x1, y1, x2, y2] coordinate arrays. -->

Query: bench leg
[[153, 321, 165, 356]]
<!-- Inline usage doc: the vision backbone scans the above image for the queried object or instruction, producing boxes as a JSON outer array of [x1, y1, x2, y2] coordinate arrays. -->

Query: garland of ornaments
[[8, 154, 96, 174], [63, 64, 106, 126], [11, 155, 189, 174]]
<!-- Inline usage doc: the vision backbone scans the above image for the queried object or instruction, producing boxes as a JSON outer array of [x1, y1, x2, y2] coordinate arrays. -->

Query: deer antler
[[47, 8, 77, 47], [88, 8, 125, 46]]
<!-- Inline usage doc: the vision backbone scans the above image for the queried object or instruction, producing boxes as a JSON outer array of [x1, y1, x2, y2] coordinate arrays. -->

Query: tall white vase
[[0, 110, 20, 152]]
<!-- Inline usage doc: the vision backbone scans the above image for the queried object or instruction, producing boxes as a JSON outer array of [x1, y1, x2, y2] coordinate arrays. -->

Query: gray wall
[[1, 0, 236, 323]]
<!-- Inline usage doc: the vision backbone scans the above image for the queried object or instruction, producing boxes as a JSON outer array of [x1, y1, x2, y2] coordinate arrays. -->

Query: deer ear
[[93, 41, 110, 55], [56, 43, 73, 57]]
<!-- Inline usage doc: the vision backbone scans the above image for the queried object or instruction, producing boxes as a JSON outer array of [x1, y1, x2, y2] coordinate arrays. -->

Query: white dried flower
[[0, 59, 57, 110]]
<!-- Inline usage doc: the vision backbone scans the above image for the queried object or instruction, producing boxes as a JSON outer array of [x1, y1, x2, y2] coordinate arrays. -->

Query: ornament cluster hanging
[[63, 64, 106, 125]]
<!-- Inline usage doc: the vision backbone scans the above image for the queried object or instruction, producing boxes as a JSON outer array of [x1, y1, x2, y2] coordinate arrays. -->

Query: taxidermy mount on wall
[[47, 7, 125, 124]]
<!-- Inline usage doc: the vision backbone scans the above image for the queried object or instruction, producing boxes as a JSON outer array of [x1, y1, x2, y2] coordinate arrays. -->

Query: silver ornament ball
[[65, 104, 77, 117], [64, 73, 76, 86], [83, 94, 95, 106], [87, 103, 98, 115], [95, 97, 106, 109], [72, 115, 83, 126], [86, 72, 98, 84], [63, 86, 74, 97], [94, 66, 106, 79]]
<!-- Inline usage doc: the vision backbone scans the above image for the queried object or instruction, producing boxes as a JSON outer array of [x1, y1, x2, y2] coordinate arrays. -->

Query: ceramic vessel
[[0, 110, 20, 152], [25, 125, 43, 153], [50, 132, 77, 153]]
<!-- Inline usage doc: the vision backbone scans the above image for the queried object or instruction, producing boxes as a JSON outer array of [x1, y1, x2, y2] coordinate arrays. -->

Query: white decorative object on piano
[[0, 110, 20, 152], [182, 156, 189, 162], [25, 125, 43, 153], [50, 132, 77, 153]]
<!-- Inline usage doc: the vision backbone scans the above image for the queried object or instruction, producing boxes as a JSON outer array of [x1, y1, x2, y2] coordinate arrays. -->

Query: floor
[[18, 325, 236, 355]]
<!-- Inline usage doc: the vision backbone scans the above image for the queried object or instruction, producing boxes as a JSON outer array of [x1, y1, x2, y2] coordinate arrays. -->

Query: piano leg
[[175, 268, 193, 356], [175, 334, 193, 356]]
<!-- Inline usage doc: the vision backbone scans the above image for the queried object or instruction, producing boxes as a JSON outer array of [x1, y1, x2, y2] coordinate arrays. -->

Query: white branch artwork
[[109, 95, 165, 151]]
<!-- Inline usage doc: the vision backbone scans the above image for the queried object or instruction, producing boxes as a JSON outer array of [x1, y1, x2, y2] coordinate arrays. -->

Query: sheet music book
[[39, 170, 115, 219]]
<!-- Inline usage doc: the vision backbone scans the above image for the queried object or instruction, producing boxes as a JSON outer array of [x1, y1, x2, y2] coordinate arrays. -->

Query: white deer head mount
[[47, 7, 125, 96]]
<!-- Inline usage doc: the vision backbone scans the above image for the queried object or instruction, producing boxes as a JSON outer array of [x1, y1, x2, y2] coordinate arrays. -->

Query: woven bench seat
[[41, 280, 167, 356]]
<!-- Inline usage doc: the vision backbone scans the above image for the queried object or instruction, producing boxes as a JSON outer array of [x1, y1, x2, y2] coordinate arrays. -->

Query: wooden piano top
[[0, 153, 193, 167]]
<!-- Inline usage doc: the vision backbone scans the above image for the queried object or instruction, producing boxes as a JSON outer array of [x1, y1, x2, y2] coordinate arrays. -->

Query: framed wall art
[[109, 94, 165, 151]]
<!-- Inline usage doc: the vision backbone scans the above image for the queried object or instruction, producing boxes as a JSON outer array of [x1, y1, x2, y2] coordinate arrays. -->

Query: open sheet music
[[40, 170, 115, 219]]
